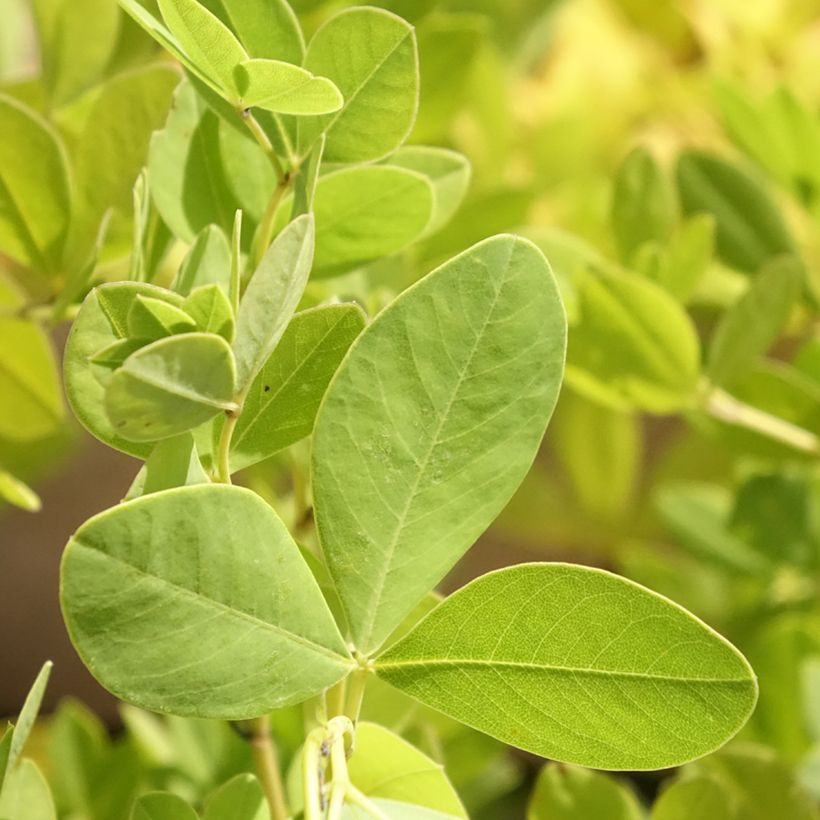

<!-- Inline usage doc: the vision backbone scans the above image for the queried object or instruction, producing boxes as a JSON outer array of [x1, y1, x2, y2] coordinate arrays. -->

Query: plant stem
[[251, 172, 292, 270], [249, 715, 289, 820], [216, 410, 240, 484], [326, 730, 349, 820], [705, 386, 820, 456], [326, 678, 347, 718], [343, 669, 368, 725], [239, 108, 286, 179], [303, 728, 326, 820]]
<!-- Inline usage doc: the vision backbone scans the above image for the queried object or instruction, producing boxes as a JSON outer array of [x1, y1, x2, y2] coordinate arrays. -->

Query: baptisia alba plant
[[33, 0, 757, 817]]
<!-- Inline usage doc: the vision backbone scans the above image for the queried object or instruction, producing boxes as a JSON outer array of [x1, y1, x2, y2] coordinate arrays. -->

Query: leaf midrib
[[72, 540, 352, 665]]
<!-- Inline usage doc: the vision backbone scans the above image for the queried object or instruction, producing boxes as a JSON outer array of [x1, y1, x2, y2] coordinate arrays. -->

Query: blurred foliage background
[[4, 0, 820, 816]]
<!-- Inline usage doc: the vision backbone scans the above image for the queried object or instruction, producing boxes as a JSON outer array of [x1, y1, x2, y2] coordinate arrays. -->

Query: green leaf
[[302, 166, 433, 278], [105, 332, 237, 442], [376, 563, 758, 770], [203, 774, 267, 820], [234, 58, 342, 114], [0, 760, 56, 820], [127, 296, 198, 341], [183, 284, 235, 341], [565, 267, 701, 413], [676, 150, 795, 274], [707, 255, 802, 388], [0, 94, 71, 272], [173, 224, 232, 296], [611, 147, 676, 264], [157, 0, 248, 97], [343, 801, 460, 820], [226, 304, 365, 473], [132, 792, 199, 820], [313, 235, 566, 653], [528, 764, 643, 820], [61, 485, 353, 718], [0, 279, 63, 442], [233, 214, 314, 392], [384, 146, 472, 236], [300, 7, 419, 163], [139, 433, 210, 497], [7, 662, 52, 775], [0, 728, 10, 794], [196, 0, 304, 63], [651, 777, 736, 820], [0, 470, 41, 512]]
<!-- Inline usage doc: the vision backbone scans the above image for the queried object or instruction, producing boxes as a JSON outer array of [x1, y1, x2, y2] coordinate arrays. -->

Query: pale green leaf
[[173, 224, 232, 296], [105, 332, 237, 442], [676, 150, 795, 274], [0, 94, 71, 272], [127, 295, 197, 340], [300, 7, 419, 163], [226, 304, 365, 473], [565, 267, 701, 413], [184, 284, 235, 341], [291, 134, 324, 219], [707, 255, 802, 387], [203, 774, 267, 820], [234, 58, 342, 115], [61, 485, 353, 718], [342, 801, 459, 820], [528, 764, 643, 820], [611, 147, 676, 264], [0, 760, 56, 820], [139, 433, 210, 497], [376, 563, 758, 770], [7, 661, 52, 774], [0, 470, 41, 512], [0, 728, 10, 794], [233, 214, 314, 391], [157, 0, 248, 96], [132, 792, 199, 820], [651, 776, 736, 820], [384, 146, 471, 236], [313, 235, 566, 653]]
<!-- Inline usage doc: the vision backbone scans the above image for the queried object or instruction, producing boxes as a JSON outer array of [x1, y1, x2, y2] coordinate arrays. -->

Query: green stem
[[251, 172, 292, 270], [249, 715, 290, 820], [303, 727, 326, 820], [705, 386, 820, 456], [216, 410, 240, 484], [326, 678, 347, 719], [343, 669, 368, 725], [326, 730, 349, 820], [239, 108, 286, 179]]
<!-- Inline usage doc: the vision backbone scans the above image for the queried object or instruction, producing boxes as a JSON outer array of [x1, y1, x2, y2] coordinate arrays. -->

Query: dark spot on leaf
[[264, 385, 270, 392]]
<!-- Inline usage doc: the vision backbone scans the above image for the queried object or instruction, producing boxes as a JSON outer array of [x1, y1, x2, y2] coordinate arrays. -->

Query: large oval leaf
[[376, 563, 758, 770], [61, 485, 353, 718], [312, 235, 567, 654]]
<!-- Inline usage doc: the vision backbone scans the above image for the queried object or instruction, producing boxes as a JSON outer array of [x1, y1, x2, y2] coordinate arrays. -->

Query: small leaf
[[226, 304, 365, 473], [0, 470, 41, 513], [233, 214, 314, 392], [141, 433, 210, 496], [90, 339, 147, 370], [707, 255, 802, 388], [105, 332, 237, 442], [157, 0, 248, 96], [651, 777, 736, 820], [611, 147, 676, 264], [376, 563, 758, 770], [234, 58, 342, 115], [183, 284, 235, 341], [528, 764, 643, 820], [132, 792, 199, 820], [127, 296, 198, 341], [313, 235, 566, 653], [0, 759, 56, 820], [61, 485, 352, 717], [173, 224, 232, 296], [300, 7, 419, 163], [676, 150, 795, 274], [7, 662, 52, 775], [203, 774, 266, 820]]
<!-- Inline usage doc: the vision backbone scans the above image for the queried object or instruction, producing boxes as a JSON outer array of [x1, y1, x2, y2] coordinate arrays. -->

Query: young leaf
[[233, 214, 315, 392], [313, 235, 567, 653], [140, 433, 210, 497], [676, 150, 795, 274], [0, 470, 41, 513], [565, 267, 701, 413], [173, 224, 232, 296], [528, 764, 643, 820], [127, 296, 198, 340], [225, 304, 365, 472], [300, 7, 419, 162], [611, 147, 676, 264], [183, 284, 235, 342], [7, 661, 52, 775], [203, 774, 266, 820], [384, 146, 472, 236], [302, 165, 433, 277], [376, 563, 758, 770], [105, 333, 237, 442], [651, 777, 736, 820], [132, 792, 199, 820], [0, 759, 56, 820], [157, 0, 248, 97], [61, 485, 353, 718], [0, 94, 71, 273], [707, 255, 802, 388], [343, 801, 460, 820], [234, 58, 342, 115]]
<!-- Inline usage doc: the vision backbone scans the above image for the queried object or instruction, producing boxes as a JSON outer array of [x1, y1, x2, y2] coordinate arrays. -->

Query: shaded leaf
[[235, 58, 342, 115], [184, 284, 235, 341], [132, 792, 199, 820], [173, 224, 232, 296]]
